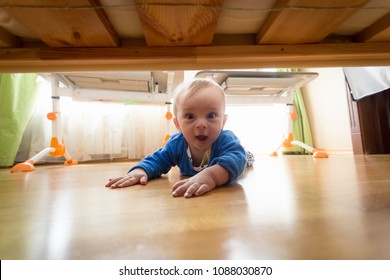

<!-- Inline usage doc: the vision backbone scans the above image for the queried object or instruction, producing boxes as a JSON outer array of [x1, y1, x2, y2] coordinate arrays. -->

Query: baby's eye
[[185, 113, 195, 120], [207, 112, 217, 119]]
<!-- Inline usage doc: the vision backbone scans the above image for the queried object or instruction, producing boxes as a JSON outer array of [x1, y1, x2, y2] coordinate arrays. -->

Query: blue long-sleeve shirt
[[129, 130, 247, 183]]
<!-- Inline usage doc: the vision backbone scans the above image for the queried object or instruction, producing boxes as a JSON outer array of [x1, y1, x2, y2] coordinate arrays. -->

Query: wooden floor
[[1, 155, 390, 260]]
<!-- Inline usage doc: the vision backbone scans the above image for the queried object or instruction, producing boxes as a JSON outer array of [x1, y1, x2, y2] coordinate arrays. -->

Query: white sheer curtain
[[16, 77, 169, 163], [224, 104, 287, 155]]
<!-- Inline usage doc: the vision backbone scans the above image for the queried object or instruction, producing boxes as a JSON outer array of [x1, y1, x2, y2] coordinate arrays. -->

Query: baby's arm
[[172, 164, 229, 198], [105, 168, 148, 188]]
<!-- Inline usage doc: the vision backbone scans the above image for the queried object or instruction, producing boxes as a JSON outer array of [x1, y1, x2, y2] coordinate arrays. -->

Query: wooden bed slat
[[0, 0, 119, 47], [256, 0, 370, 44], [134, 0, 224, 46], [356, 12, 390, 42]]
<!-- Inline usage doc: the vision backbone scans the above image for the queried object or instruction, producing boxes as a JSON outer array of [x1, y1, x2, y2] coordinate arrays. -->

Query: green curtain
[[278, 68, 314, 154], [0, 73, 38, 167]]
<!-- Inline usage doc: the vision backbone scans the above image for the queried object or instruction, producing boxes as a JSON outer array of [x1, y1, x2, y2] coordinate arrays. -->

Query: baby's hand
[[172, 172, 216, 198], [172, 165, 229, 198], [105, 168, 148, 188]]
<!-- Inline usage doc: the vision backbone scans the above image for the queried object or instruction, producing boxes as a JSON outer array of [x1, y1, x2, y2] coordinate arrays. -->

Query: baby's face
[[174, 86, 227, 153]]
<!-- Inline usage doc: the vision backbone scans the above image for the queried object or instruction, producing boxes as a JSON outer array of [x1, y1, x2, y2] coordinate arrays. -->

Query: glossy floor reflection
[[1, 155, 390, 259]]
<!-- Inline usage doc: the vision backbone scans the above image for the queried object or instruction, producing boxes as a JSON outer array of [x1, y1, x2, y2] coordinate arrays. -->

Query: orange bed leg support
[[10, 77, 78, 173], [49, 137, 66, 157], [11, 147, 55, 173], [271, 103, 328, 158]]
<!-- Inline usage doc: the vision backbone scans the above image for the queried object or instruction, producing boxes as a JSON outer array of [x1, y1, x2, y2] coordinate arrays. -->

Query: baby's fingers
[[184, 183, 212, 198], [194, 184, 212, 197], [172, 182, 209, 198], [110, 176, 139, 188], [172, 179, 185, 192], [105, 177, 121, 187], [139, 175, 148, 185], [172, 181, 190, 197]]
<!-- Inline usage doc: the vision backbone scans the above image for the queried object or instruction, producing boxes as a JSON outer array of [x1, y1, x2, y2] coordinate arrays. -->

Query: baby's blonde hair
[[173, 78, 226, 116]]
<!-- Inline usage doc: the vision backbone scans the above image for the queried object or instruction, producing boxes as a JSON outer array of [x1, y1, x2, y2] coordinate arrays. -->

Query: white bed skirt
[[343, 67, 390, 100]]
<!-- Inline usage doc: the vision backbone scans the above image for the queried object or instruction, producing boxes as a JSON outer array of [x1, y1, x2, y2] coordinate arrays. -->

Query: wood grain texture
[[356, 12, 390, 42], [1, 42, 390, 73], [1, 0, 390, 71], [257, 0, 370, 44], [0, 0, 119, 47], [0, 27, 21, 47], [1, 155, 390, 259], [134, 0, 224, 46]]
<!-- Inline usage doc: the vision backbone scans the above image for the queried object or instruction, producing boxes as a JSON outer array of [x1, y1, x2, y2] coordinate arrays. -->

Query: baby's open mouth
[[196, 135, 208, 141]]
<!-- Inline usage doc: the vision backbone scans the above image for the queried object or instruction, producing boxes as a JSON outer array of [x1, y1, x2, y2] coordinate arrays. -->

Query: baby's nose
[[196, 118, 207, 129]]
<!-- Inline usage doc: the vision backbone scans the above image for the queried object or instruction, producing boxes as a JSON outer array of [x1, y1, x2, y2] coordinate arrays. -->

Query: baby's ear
[[222, 114, 228, 127], [173, 117, 181, 130]]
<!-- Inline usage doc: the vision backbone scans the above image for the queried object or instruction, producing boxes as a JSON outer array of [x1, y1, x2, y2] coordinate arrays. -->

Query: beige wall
[[301, 68, 353, 153]]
